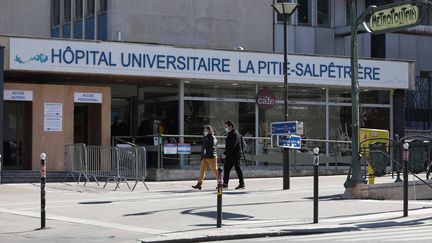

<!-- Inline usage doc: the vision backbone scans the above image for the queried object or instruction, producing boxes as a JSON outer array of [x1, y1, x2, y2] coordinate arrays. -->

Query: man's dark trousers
[[223, 155, 244, 186]]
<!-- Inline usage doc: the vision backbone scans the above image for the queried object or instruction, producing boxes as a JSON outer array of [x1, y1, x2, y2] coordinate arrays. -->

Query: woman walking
[[192, 125, 218, 190]]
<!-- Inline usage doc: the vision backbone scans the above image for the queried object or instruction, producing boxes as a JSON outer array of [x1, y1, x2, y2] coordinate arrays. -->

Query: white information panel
[[4, 90, 33, 101], [164, 144, 177, 155], [74, 92, 102, 103], [44, 103, 63, 132]]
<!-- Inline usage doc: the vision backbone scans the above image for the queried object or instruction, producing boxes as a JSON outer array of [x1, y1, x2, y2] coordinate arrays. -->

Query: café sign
[[256, 87, 276, 110], [364, 1, 422, 34]]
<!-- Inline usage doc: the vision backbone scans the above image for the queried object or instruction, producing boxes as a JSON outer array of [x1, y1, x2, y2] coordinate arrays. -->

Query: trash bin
[[408, 140, 428, 174], [368, 142, 389, 177]]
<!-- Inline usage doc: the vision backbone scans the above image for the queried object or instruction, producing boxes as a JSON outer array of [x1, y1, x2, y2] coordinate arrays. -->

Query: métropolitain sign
[[364, 1, 423, 34]]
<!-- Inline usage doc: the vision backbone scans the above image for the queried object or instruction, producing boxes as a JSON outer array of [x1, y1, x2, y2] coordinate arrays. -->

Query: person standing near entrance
[[222, 120, 245, 189], [192, 125, 218, 190]]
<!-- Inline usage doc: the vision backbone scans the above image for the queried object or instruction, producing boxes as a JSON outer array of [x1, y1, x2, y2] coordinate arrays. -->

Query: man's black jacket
[[202, 134, 217, 159], [224, 129, 242, 158]]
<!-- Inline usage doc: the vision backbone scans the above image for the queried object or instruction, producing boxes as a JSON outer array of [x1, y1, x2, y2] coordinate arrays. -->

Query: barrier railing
[[64, 144, 148, 191], [360, 136, 432, 182], [112, 135, 352, 170]]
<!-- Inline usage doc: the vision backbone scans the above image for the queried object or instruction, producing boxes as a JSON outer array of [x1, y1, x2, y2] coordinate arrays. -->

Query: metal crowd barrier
[[64, 144, 148, 191]]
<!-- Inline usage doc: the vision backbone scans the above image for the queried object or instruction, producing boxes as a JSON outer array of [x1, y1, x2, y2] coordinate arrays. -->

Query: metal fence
[[64, 144, 148, 191], [112, 135, 352, 170], [359, 136, 432, 181]]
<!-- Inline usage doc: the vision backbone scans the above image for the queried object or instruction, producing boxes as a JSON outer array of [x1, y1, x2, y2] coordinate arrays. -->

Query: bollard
[[40, 153, 47, 229], [216, 167, 223, 228], [402, 143, 409, 217], [313, 147, 319, 224]]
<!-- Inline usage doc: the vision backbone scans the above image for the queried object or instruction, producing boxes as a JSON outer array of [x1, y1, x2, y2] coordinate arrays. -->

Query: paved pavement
[[0, 175, 431, 242]]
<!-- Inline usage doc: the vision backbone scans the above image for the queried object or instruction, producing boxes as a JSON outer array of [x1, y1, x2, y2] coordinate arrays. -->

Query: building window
[[99, 0, 107, 13], [317, 0, 330, 27], [51, 0, 61, 26], [85, 0, 95, 39], [297, 0, 311, 25], [371, 34, 386, 58], [75, 0, 83, 20], [86, 0, 95, 17], [420, 9, 430, 25], [97, 14, 107, 40], [64, 0, 71, 23], [346, 3, 351, 26], [51, 0, 61, 37]]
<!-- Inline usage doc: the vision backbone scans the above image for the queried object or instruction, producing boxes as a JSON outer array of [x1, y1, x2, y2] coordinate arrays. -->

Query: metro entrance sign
[[363, 1, 425, 34]]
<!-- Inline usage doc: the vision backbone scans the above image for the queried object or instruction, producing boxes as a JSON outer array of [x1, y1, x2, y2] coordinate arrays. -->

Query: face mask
[[203, 131, 209, 136], [225, 127, 230, 133]]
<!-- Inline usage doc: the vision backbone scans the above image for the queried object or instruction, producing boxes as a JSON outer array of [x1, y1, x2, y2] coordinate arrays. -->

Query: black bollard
[[40, 153, 47, 229], [217, 167, 223, 228], [402, 143, 409, 217], [313, 147, 319, 224]]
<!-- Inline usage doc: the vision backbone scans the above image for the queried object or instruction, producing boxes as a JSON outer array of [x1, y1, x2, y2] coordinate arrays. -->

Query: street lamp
[[272, 2, 298, 190]]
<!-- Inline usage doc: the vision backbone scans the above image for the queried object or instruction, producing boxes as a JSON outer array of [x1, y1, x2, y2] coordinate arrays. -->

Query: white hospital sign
[[9, 38, 413, 89], [4, 90, 33, 101], [74, 92, 102, 103]]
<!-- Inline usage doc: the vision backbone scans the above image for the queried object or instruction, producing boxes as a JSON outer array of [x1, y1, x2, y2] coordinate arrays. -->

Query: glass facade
[[138, 81, 180, 136], [181, 81, 391, 155], [184, 82, 256, 136]]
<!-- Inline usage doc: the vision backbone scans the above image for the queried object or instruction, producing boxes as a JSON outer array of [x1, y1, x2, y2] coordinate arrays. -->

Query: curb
[[139, 227, 355, 243]]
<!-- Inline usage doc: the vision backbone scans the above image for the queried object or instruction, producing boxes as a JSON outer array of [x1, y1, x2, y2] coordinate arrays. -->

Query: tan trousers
[[198, 157, 218, 183]]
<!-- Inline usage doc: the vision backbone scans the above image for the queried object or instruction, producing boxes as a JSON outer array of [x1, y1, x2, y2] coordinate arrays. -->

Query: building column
[[393, 89, 405, 138], [390, 90, 394, 139], [325, 88, 329, 157], [178, 80, 185, 168], [255, 84, 259, 166]]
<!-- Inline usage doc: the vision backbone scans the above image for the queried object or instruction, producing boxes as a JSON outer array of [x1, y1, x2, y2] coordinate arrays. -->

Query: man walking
[[222, 120, 245, 189]]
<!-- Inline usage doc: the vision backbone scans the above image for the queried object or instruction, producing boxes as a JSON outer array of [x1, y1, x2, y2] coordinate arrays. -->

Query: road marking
[[0, 208, 167, 235]]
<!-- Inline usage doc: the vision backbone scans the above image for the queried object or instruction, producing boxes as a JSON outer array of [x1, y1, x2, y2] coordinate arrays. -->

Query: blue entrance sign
[[271, 121, 303, 135], [178, 144, 191, 154], [277, 135, 302, 149]]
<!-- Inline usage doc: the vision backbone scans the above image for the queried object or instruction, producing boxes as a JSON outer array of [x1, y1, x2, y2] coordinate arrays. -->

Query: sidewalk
[[1, 175, 431, 242]]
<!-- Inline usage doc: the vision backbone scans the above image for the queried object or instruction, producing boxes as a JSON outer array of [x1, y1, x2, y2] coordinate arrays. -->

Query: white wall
[[0, 0, 50, 37], [108, 0, 273, 52]]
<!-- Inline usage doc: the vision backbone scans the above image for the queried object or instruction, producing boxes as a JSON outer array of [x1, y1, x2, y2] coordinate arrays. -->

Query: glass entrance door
[[3, 101, 32, 170]]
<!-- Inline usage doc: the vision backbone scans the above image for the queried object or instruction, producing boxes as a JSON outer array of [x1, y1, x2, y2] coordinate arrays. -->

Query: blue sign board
[[278, 135, 302, 149], [271, 121, 299, 135], [178, 144, 191, 155]]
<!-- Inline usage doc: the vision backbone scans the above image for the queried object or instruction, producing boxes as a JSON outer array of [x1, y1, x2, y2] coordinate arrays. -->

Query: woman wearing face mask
[[192, 125, 218, 190]]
